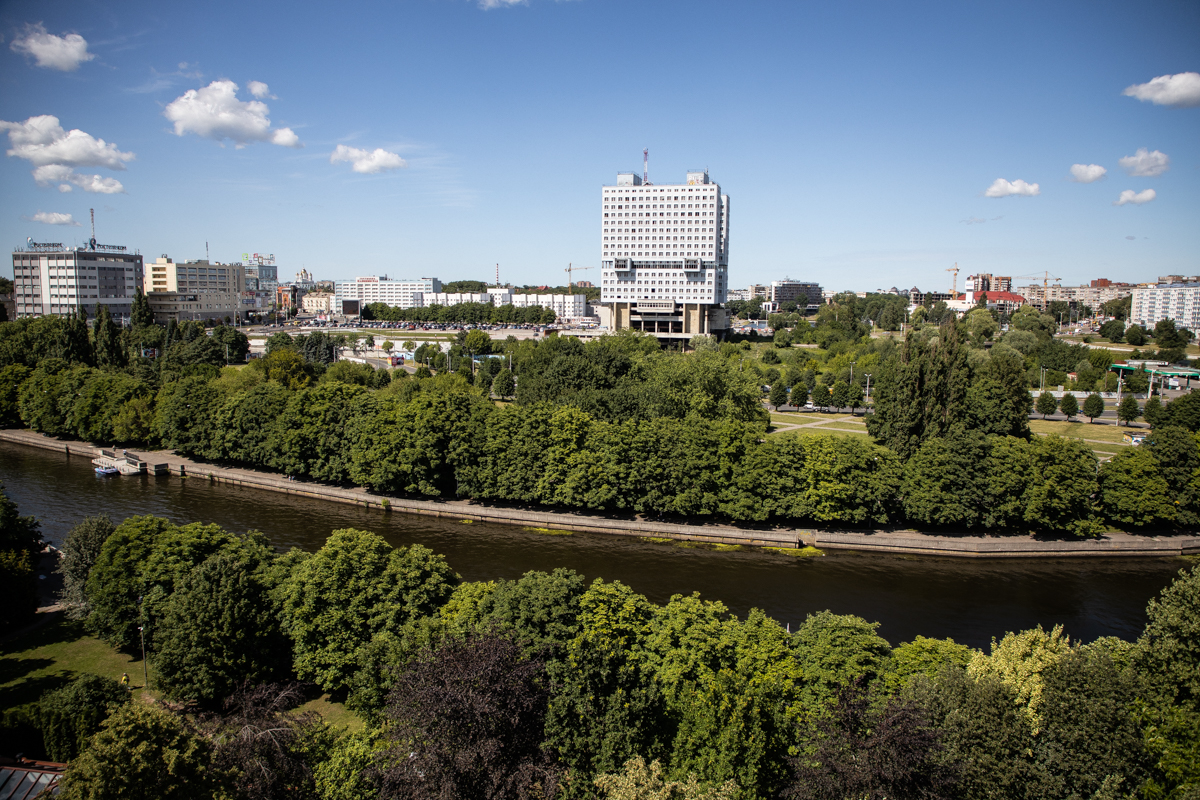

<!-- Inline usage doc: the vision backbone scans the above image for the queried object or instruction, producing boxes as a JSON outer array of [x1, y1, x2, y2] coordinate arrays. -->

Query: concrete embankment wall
[[4, 429, 1199, 559]]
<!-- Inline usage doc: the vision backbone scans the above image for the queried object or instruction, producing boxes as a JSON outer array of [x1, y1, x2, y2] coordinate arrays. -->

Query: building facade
[[11, 239, 143, 320], [419, 289, 590, 320], [334, 276, 441, 310], [143, 257, 246, 323], [769, 280, 822, 309], [301, 291, 335, 314], [596, 170, 730, 340], [1130, 280, 1200, 331], [1016, 280, 1134, 310]]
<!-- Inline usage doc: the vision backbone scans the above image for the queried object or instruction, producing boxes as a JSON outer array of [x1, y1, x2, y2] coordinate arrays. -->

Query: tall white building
[[597, 170, 730, 340], [1130, 279, 1200, 331], [11, 238, 143, 320], [334, 276, 442, 310]]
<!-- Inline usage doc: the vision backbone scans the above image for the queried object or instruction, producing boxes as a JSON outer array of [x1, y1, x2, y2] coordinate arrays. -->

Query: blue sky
[[1, 0, 1197, 293]]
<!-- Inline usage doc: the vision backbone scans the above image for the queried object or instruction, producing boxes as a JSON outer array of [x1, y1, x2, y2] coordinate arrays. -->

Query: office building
[[1130, 279, 1200, 331], [142, 257, 245, 323], [301, 291, 335, 314], [11, 238, 143, 320], [597, 169, 730, 340], [769, 280, 822, 309], [334, 276, 441, 310], [419, 289, 590, 321]]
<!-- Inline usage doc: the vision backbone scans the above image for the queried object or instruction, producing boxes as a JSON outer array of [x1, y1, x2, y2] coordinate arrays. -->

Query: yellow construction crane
[[946, 263, 960, 297], [564, 262, 594, 293], [1014, 271, 1062, 287]]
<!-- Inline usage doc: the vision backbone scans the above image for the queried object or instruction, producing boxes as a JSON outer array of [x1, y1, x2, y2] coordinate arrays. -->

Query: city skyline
[[1, 0, 1197, 293]]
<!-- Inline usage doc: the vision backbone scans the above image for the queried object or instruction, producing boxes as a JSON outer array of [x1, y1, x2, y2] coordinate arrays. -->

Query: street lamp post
[[138, 625, 147, 687], [864, 373, 872, 403]]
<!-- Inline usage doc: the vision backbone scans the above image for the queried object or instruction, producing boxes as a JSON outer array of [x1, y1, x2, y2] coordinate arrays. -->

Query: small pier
[[91, 448, 169, 476]]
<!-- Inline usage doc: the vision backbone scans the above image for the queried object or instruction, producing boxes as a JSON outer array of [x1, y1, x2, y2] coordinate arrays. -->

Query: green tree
[[463, 328, 492, 355], [85, 516, 172, 649], [56, 704, 224, 800], [91, 304, 127, 368], [153, 550, 290, 706], [768, 382, 789, 409], [1036, 391, 1058, 419], [1083, 393, 1105, 422], [900, 432, 988, 528], [1126, 324, 1147, 346], [154, 376, 223, 457], [811, 383, 831, 410], [1058, 392, 1078, 420], [790, 610, 892, 713], [968, 624, 1072, 734], [790, 382, 809, 408], [1147, 426, 1200, 526], [130, 287, 154, 329], [38, 674, 131, 761], [846, 382, 864, 414], [57, 515, 115, 619], [1143, 395, 1164, 427], [829, 380, 850, 410], [382, 339, 394, 354], [0, 364, 31, 427], [594, 757, 736, 800], [280, 529, 458, 693], [1117, 395, 1140, 426], [1099, 448, 1176, 528], [1126, 366, 1150, 394]]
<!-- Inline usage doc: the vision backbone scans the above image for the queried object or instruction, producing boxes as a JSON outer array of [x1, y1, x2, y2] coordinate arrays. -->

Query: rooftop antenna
[[643, 148, 650, 185], [88, 208, 97, 250], [496, 263, 500, 287], [206, 241, 210, 262]]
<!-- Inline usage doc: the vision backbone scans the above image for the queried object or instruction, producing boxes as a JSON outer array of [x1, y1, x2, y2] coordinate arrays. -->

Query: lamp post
[[138, 625, 147, 687], [864, 373, 872, 403]]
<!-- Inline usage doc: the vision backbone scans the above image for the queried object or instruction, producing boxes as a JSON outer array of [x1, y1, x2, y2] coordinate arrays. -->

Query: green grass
[[1029, 419, 1135, 445], [295, 694, 364, 732], [1, 614, 148, 717], [763, 546, 825, 558], [523, 526, 574, 536]]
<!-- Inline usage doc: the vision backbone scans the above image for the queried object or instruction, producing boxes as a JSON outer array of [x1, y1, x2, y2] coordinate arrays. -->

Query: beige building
[[302, 291, 335, 314], [1016, 280, 1134, 310], [144, 257, 245, 322]]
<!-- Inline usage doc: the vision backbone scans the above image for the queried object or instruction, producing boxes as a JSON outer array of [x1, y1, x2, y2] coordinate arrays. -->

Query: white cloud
[[31, 164, 125, 194], [330, 144, 407, 174], [0, 115, 134, 168], [1069, 164, 1106, 183], [1114, 189, 1156, 206], [1119, 148, 1169, 177], [163, 80, 302, 148], [25, 211, 81, 226], [10, 23, 94, 71], [479, 0, 527, 8], [984, 178, 1040, 198], [247, 81, 274, 99], [1122, 72, 1200, 108]]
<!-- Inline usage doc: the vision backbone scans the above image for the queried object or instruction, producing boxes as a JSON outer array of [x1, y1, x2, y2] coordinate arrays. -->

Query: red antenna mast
[[495, 263, 500, 286], [643, 148, 650, 184]]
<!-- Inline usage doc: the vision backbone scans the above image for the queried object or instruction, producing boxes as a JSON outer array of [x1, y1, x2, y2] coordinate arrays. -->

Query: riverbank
[[3, 429, 1198, 559]]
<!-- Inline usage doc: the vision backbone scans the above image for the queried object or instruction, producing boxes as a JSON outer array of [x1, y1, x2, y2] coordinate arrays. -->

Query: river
[[1, 441, 1186, 650]]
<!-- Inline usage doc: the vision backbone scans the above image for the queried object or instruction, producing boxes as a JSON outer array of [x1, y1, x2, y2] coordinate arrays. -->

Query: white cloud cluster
[[479, 0, 527, 8], [984, 178, 1040, 198], [1119, 148, 1169, 177], [163, 80, 302, 148], [247, 81, 274, 99], [1069, 164, 1106, 183], [1114, 189, 1156, 206], [25, 211, 80, 226], [1122, 72, 1200, 108], [330, 144, 407, 174], [10, 23, 94, 71], [0, 115, 131, 193]]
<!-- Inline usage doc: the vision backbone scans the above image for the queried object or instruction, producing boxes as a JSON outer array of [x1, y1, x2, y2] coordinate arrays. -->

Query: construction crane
[[946, 263, 960, 297], [1013, 270, 1062, 288], [564, 262, 594, 293]]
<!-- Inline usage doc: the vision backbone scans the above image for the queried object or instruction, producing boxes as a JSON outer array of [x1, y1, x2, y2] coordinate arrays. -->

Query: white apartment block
[[419, 290, 589, 320], [597, 170, 730, 340], [12, 240, 143, 320], [334, 276, 442, 309], [301, 292, 335, 314], [1130, 281, 1200, 331]]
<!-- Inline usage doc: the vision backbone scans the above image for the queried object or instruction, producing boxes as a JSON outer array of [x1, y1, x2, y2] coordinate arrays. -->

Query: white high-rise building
[[596, 170, 730, 340], [334, 276, 441, 310]]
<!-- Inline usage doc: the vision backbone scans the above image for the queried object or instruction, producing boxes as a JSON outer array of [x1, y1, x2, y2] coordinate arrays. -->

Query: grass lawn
[[1, 612, 362, 746], [769, 412, 866, 424], [1029, 418, 1138, 445], [770, 426, 870, 439]]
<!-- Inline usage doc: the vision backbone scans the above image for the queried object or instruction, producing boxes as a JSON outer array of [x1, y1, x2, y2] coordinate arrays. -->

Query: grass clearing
[[1, 615, 148, 709], [1029, 419, 1136, 445], [641, 536, 673, 544], [713, 543, 743, 552], [295, 694, 363, 732]]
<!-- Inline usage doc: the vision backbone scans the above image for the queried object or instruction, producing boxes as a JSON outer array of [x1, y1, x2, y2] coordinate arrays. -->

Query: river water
[[1, 441, 1186, 650]]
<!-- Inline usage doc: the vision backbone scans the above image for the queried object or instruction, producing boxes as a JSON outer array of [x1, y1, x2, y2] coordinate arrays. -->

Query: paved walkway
[[4, 429, 1198, 559]]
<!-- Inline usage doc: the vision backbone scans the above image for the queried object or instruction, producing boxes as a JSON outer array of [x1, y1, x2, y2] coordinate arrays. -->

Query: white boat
[[94, 465, 120, 476]]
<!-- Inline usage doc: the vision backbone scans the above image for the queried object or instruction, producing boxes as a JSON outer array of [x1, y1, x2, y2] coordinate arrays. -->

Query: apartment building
[[1130, 278, 1200, 331], [1016, 280, 1134, 310], [334, 276, 441, 309], [769, 280, 822, 309], [596, 169, 730, 340], [11, 239, 143, 320]]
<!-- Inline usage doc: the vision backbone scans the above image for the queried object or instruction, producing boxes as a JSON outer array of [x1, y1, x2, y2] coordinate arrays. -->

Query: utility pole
[[864, 373, 872, 402]]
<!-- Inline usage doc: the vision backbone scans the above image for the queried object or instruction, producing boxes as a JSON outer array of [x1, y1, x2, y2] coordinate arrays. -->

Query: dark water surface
[[1, 441, 1186, 649]]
